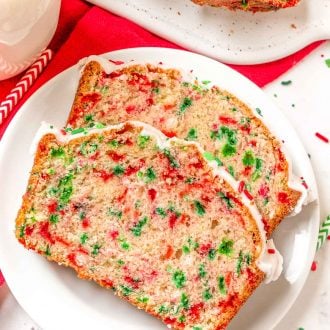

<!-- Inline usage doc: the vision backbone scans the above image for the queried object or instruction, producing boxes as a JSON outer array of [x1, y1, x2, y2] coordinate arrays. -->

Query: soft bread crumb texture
[[67, 61, 301, 237], [191, 0, 301, 12], [16, 123, 264, 330]]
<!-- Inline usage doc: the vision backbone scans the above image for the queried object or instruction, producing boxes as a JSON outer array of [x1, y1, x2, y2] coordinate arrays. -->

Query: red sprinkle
[[169, 212, 178, 229], [67, 253, 79, 267], [278, 192, 289, 204], [315, 132, 329, 143], [219, 116, 237, 125], [311, 261, 317, 272], [107, 151, 125, 162], [327, 235, 330, 240], [39, 221, 54, 244], [267, 249, 276, 254], [238, 181, 245, 193], [258, 184, 269, 198], [82, 218, 90, 228], [109, 59, 124, 65], [188, 302, 204, 321], [47, 201, 58, 214], [147, 188, 157, 202], [109, 230, 119, 240], [125, 105, 136, 114], [244, 189, 253, 201]]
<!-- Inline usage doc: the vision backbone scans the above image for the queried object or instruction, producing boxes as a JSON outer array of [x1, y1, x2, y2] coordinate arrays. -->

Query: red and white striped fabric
[[0, 49, 54, 125]]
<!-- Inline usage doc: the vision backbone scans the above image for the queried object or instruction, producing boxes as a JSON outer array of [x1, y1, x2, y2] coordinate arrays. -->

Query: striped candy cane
[[317, 215, 330, 251], [0, 49, 54, 125]]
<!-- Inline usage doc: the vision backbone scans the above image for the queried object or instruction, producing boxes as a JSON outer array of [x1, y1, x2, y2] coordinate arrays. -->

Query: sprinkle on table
[[281, 80, 292, 86], [311, 261, 317, 272], [325, 58, 330, 68], [315, 132, 329, 143]]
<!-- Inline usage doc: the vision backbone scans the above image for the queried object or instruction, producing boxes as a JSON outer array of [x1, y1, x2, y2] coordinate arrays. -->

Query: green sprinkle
[[100, 85, 109, 94], [84, 114, 93, 122], [185, 177, 196, 184], [236, 250, 244, 275], [202, 80, 211, 85], [50, 147, 65, 158], [137, 296, 149, 303], [158, 305, 169, 313], [155, 207, 167, 218], [182, 245, 190, 254], [163, 149, 179, 168], [59, 186, 73, 207], [137, 135, 150, 148], [120, 239, 130, 250], [178, 315, 186, 323], [172, 270, 186, 288], [263, 198, 269, 206], [79, 212, 86, 220], [242, 150, 255, 166], [179, 97, 192, 114], [252, 171, 261, 182], [152, 87, 160, 94], [203, 289, 213, 301], [281, 80, 292, 86], [218, 276, 226, 295], [325, 59, 330, 68], [58, 172, 74, 207], [120, 285, 133, 296], [203, 152, 215, 161], [218, 192, 234, 209], [218, 238, 234, 256], [19, 224, 26, 238], [45, 245, 51, 256], [71, 127, 85, 135], [180, 293, 189, 309], [198, 264, 207, 278], [208, 249, 216, 260], [145, 167, 156, 182], [80, 233, 88, 244], [186, 128, 198, 141], [245, 253, 251, 265], [49, 214, 59, 224], [108, 139, 120, 148], [255, 108, 263, 116], [92, 244, 101, 255], [255, 158, 263, 170], [228, 165, 235, 178], [131, 217, 148, 237], [113, 165, 125, 176], [117, 259, 125, 265], [193, 327, 202, 330], [194, 200, 205, 216], [95, 123, 105, 129], [48, 168, 56, 175], [107, 208, 122, 219], [221, 143, 236, 157]]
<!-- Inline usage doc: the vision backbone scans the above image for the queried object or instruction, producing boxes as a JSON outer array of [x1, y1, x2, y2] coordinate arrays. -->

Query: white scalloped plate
[[87, 0, 330, 64], [0, 48, 319, 330]]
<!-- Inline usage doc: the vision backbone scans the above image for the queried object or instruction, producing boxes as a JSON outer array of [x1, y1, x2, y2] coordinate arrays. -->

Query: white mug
[[0, 0, 61, 81]]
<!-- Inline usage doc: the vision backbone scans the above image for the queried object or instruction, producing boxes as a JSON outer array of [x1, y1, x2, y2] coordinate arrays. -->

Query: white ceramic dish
[[0, 48, 319, 330], [87, 0, 330, 65]]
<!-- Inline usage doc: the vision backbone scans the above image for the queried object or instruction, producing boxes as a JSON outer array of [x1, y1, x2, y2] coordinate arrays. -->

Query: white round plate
[[0, 48, 319, 330], [87, 0, 330, 64]]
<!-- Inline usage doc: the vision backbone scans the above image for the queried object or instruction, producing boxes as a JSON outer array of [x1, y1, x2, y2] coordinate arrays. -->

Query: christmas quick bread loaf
[[66, 58, 306, 237], [16, 121, 282, 330], [191, 0, 301, 12]]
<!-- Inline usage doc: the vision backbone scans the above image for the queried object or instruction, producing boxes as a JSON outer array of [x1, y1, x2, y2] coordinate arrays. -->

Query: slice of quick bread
[[66, 59, 305, 237], [16, 121, 282, 330], [191, 0, 301, 12]]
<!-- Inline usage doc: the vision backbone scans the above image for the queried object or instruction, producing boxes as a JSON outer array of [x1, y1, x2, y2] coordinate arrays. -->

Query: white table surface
[[0, 42, 329, 330]]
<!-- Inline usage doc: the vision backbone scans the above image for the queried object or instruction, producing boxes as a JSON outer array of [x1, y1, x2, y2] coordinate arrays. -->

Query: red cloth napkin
[[0, 0, 323, 284]]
